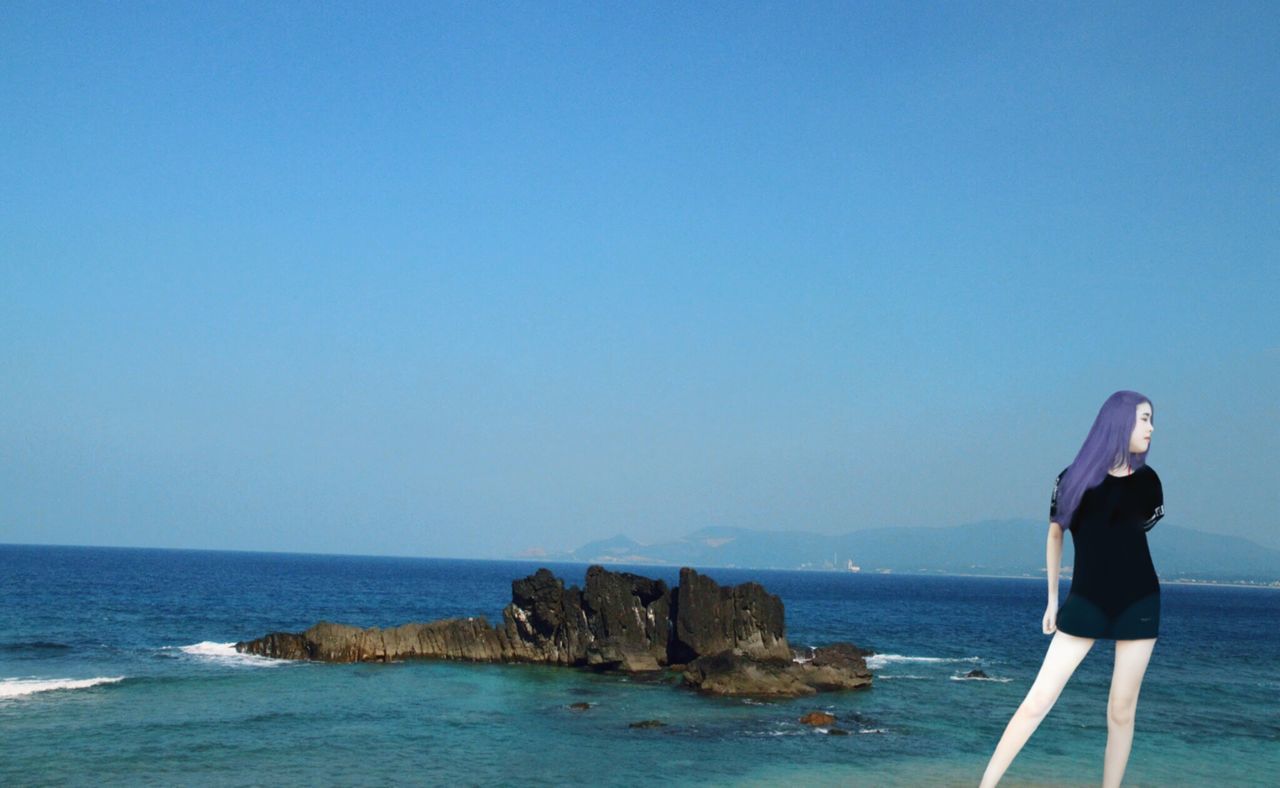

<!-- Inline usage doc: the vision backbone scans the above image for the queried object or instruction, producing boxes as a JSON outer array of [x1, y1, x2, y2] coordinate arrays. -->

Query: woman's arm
[[1046, 521, 1064, 604]]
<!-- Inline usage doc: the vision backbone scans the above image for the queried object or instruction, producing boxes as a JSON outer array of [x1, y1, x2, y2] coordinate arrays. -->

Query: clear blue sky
[[3, 2, 1277, 557]]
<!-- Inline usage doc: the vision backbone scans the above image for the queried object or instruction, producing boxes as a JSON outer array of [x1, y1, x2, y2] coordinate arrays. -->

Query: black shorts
[[1055, 590, 1160, 640]]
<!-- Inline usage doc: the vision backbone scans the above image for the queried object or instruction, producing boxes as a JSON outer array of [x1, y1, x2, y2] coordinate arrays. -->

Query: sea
[[1, 544, 1276, 787]]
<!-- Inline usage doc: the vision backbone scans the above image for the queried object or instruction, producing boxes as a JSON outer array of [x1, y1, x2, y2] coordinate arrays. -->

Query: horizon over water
[[1, 544, 1276, 786]]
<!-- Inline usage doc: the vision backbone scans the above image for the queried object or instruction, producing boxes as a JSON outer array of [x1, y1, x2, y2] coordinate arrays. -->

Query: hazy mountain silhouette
[[538, 521, 1279, 584]]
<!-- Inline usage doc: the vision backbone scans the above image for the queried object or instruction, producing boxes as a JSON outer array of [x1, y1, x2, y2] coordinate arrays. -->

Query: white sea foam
[[950, 674, 1013, 682], [864, 653, 981, 670], [0, 676, 124, 699], [172, 641, 289, 668]]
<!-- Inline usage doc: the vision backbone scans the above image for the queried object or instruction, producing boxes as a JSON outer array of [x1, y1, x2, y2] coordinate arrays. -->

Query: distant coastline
[[541, 522, 1280, 588], [505, 557, 1280, 590], [938, 571, 1280, 590], [5, 542, 1277, 590]]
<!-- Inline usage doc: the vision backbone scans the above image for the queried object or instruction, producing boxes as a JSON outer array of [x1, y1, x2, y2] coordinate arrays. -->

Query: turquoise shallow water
[[1, 545, 1277, 786]]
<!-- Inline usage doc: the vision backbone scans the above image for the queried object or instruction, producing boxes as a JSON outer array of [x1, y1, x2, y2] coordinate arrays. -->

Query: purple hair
[[1052, 390, 1154, 533]]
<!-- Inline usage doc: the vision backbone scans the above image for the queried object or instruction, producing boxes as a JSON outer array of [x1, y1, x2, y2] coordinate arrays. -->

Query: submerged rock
[[628, 719, 667, 729], [235, 565, 873, 698]]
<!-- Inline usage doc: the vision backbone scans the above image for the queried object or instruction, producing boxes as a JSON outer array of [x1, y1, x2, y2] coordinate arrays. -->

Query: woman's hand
[[1042, 604, 1057, 635]]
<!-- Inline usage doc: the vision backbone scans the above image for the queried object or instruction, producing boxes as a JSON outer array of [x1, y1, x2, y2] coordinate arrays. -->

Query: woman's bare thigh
[[1023, 630, 1095, 714]]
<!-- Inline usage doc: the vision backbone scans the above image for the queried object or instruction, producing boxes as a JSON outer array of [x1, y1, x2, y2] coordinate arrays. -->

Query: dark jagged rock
[[670, 568, 789, 663], [582, 566, 670, 671], [502, 568, 590, 665], [234, 565, 872, 698]]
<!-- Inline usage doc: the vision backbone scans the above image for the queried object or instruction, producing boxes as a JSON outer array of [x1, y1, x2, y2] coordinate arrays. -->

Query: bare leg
[[1102, 638, 1157, 788], [979, 631, 1095, 788]]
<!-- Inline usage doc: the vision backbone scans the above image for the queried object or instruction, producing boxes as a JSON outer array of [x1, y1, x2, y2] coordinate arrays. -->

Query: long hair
[[1054, 390, 1153, 532]]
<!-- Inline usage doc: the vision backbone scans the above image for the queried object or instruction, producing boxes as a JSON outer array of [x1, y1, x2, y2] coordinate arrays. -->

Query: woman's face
[[1129, 402, 1154, 454]]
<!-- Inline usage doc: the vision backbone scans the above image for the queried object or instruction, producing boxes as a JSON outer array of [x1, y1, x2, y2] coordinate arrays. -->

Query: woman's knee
[[1021, 686, 1060, 719], [1107, 698, 1137, 727]]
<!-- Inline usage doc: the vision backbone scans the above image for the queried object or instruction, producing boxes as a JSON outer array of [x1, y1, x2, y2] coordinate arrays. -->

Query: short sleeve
[[1140, 469, 1165, 532], [1049, 467, 1067, 522]]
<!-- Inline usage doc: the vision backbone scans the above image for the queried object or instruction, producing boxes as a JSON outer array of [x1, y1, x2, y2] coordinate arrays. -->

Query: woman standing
[[980, 390, 1165, 787]]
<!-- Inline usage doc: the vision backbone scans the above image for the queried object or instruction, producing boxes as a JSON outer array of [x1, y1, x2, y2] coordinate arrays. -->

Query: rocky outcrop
[[802, 643, 876, 691], [680, 643, 873, 697], [235, 565, 872, 697], [680, 651, 814, 696], [240, 618, 512, 664]]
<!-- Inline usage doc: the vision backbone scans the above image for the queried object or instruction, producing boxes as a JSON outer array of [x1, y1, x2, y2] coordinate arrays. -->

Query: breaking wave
[[0, 676, 124, 699], [169, 641, 290, 668], [864, 653, 981, 670]]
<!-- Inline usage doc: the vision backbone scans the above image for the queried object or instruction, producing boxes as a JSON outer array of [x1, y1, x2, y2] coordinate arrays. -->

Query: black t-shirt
[[1050, 465, 1165, 616]]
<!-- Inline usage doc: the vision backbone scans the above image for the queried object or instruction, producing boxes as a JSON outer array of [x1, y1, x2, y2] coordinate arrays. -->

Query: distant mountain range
[[525, 522, 1280, 585]]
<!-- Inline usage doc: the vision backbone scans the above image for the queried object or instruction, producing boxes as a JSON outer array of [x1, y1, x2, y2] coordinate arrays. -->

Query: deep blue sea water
[[1, 545, 1276, 786]]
